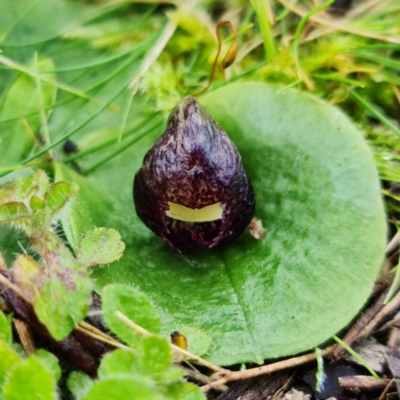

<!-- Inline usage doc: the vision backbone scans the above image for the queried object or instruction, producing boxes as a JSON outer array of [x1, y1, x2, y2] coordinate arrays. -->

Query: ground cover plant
[[0, 0, 400, 399]]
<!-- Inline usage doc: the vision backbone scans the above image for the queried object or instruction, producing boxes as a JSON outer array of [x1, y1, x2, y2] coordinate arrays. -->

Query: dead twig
[[201, 346, 334, 392], [339, 375, 395, 392], [13, 318, 36, 355], [115, 311, 229, 375], [387, 231, 400, 254], [359, 291, 400, 340], [0, 273, 30, 304], [74, 324, 130, 351]]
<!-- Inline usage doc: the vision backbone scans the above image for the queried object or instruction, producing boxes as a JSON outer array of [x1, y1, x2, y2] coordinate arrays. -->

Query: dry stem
[[201, 345, 334, 392], [115, 310, 229, 374], [0, 273, 30, 304], [74, 324, 131, 351], [13, 318, 36, 355], [278, 0, 400, 44], [359, 290, 400, 339]]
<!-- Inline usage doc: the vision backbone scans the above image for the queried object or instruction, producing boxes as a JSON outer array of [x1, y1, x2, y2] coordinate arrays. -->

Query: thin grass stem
[[250, 0, 276, 63], [350, 90, 400, 137], [63, 115, 159, 163], [332, 335, 379, 379], [292, 0, 334, 78], [85, 119, 163, 174], [33, 53, 55, 160]]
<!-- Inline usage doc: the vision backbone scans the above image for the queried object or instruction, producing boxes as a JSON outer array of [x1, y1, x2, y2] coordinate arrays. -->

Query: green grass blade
[[350, 90, 400, 137], [332, 335, 379, 379]]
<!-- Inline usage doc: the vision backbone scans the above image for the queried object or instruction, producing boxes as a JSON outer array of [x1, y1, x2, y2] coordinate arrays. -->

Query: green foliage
[[77, 228, 126, 268], [0, 170, 125, 340], [0, 311, 12, 344], [0, 58, 57, 168], [0, 0, 397, 397], [82, 330, 202, 400], [102, 284, 161, 347], [0, 339, 60, 400], [178, 327, 212, 358], [63, 82, 386, 365], [67, 371, 93, 399], [75, 284, 202, 399], [3, 357, 57, 400], [32, 350, 62, 382], [0, 341, 21, 393]]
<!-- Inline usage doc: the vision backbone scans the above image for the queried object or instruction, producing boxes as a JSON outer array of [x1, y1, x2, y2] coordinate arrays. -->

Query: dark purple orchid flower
[[133, 96, 255, 253]]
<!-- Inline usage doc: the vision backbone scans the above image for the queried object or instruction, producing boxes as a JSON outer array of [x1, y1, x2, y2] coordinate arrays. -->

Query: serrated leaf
[[152, 365, 184, 382], [11, 233, 92, 340], [0, 203, 34, 233], [98, 349, 140, 379], [30, 196, 45, 213], [0, 311, 12, 344], [102, 284, 160, 347], [164, 381, 206, 400], [178, 327, 212, 358], [0, 170, 49, 205], [11, 254, 42, 302], [54, 164, 115, 251], [0, 341, 21, 392], [61, 82, 386, 365], [77, 228, 125, 267], [141, 335, 173, 374], [98, 347, 183, 384], [0, 202, 29, 219], [81, 377, 163, 400], [32, 350, 61, 381], [45, 181, 79, 218], [67, 371, 93, 400], [3, 356, 57, 400], [35, 272, 91, 340]]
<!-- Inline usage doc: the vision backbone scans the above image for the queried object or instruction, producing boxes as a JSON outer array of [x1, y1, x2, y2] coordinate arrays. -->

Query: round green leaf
[[178, 327, 212, 358], [32, 350, 61, 382], [4, 357, 57, 400], [61, 82, 386, 365], [81, 377, 162, 400], [164, 381, 206, 400], [102, 284, 161, 347]]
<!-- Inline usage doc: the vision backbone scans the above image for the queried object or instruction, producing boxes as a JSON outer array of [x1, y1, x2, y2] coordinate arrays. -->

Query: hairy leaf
[[77, 228, 125, 267], [3, 356, 57, 400], [32, 350, 62, 381], [179, 327, 212, 358], [164, 381, 206, 400], [67, 371, 93, 400], [0, 341, 20, 393], [0, 312, 12, 344], [0, 170, 49, 205], [102, 284, 160, 347], [81, 377, 162, 400], [45, 181, 79, 218]]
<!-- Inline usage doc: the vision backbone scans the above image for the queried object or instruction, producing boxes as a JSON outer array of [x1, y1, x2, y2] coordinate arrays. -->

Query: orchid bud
[[133, 96, 255, 253]]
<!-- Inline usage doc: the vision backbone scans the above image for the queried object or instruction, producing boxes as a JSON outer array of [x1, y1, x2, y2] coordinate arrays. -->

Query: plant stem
[[350, 90, 400, 137], [292, 0, 335, 79], [128, 19, 177, 89], [250, 0, 276, 63], [115, 311, 229, 374], [34, 53, 55, 161], [332, 335, 379, 379], [201, 345, 335, 392]]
